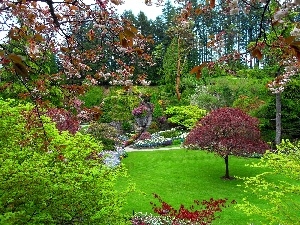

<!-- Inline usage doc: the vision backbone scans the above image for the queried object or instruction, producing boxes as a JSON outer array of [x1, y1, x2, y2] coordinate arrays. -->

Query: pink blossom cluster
[[132, 104, 149, 117], [268, 58, 299, 94]]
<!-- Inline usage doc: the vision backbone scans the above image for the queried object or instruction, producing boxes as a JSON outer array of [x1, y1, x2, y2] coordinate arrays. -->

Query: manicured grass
[[117, 149, 276, 224]]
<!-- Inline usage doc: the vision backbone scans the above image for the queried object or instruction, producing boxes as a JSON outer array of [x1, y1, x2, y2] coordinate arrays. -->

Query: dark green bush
[[100, 93, 139, 123], [121, 120, 134, 133], [80, 86, 104, 108]]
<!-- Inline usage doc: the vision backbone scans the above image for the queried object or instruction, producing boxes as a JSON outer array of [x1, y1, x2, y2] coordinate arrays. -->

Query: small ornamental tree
[[184, 107, 269, 179]]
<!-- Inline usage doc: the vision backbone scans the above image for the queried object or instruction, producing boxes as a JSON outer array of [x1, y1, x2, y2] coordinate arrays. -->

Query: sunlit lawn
[[117, 149, 280, 224]]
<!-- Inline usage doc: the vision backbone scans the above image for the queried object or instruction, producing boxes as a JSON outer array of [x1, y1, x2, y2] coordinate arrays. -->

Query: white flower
[[181, 8, 188, 14], [90, 78, 98, 85], [181, 20, 190, 28], [140, 79, 151, 86], [124, 80, 133, 86], [290, 26, 300, 37]]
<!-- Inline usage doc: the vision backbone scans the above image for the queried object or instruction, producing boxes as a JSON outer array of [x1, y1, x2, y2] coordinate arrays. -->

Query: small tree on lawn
[[184, 107, 269, 179]]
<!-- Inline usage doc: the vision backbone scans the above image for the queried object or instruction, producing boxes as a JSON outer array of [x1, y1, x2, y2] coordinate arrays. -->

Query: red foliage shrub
[[184, 107, 269, 157], [46, 108, 80, 134], [138, 131, 152, 140], [150, 193, 234, 224]]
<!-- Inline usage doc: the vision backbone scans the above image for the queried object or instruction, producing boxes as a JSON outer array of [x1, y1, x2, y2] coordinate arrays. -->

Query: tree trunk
[[175, 37, 181, 101], [275, 92, 281, 145], [224, 155, 230, 179]]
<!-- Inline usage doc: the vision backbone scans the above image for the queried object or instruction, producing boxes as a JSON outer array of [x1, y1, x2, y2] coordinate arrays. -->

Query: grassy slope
[[117, 149, 275, 224]]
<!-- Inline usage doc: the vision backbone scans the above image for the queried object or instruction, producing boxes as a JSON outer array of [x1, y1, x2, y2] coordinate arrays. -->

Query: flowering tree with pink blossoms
[[1, 0, 300, 142]]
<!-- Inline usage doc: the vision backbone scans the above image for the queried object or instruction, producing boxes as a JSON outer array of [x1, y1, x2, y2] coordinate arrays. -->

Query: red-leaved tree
[[184, 107, 269, 179]]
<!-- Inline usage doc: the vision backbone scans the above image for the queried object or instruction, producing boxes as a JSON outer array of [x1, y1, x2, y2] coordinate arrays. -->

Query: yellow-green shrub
[[0, 99, 130, 224], [164, 105, 206, 129]]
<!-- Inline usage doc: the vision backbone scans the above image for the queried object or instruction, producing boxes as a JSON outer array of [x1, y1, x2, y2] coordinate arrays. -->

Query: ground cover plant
[[116, 149, 296, 224]]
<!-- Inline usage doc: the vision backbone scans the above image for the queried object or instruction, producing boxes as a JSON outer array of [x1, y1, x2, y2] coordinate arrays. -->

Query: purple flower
[[132, 104, 148, 117]]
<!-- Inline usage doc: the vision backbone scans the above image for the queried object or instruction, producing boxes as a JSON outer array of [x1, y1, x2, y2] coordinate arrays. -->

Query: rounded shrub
[[100, 94, 139, 124], [82, 122, 121, 150], [138, 131, 152, 140], [165, 105, 207, 130]]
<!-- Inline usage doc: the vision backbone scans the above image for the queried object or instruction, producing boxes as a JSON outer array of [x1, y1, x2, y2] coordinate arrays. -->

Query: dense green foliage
[[165, 105, 206, 129], [190, 76, 270, 111], [0, 99, 130, 224], [80, 86, 105, 108], [100, 90, 139, 125]]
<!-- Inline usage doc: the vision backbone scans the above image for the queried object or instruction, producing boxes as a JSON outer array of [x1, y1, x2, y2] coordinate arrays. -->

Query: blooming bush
[[82, 122, 121, 150], [46, 107, 80, 134], [132, 104, 149, 117], [157, 128, 187, 140], [118, 134, 130, 142]]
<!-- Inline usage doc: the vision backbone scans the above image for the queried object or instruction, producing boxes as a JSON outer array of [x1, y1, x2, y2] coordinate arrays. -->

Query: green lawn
[[117, 149, 278, 224]]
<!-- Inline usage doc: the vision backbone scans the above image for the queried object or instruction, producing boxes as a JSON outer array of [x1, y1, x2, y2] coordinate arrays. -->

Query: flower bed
[[131, 212, 173, 225], [132, 135, 173, 149], [131, 128, 188, 149]]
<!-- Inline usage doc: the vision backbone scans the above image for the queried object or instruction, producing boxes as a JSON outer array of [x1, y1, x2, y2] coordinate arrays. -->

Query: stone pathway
[[124, 146, 183, 152]]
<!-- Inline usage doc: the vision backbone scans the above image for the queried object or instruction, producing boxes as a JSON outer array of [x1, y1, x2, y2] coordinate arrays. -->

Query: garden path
[[124, 146, 182, 152]]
